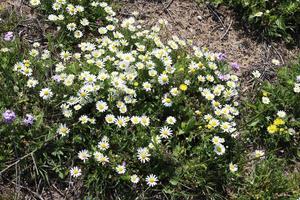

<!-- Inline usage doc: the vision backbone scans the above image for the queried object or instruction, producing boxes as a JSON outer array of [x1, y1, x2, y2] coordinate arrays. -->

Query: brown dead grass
[[117, 0, 299, 74]]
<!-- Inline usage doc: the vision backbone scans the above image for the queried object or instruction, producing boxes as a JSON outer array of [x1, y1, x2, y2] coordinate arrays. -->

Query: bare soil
[[117, 0, 299, 73]]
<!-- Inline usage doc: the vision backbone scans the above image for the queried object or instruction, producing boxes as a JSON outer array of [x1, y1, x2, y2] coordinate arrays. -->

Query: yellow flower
[[179, 84, 188, 91], [134, 82, 139, 87], [262, 91, 268, 96], [267, 124, 278, 134], [195, 110, 201, 116], [279, 128, 285, 132], [189, 69, 195, 73], [197, 62, 204, 68], [165, 98, 171, 103], [24, 60, 31, 67], [273, 118, 285, 126]]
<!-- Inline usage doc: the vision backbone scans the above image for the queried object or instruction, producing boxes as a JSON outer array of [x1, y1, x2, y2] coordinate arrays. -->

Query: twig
[[206, 3, 225, 28], [0, 149, 37, 176], [52, 184, 65, 198], [7, 178, 44, 200], [15, 159, 20, 200], [220, 19, 233, 40], [271, 45, 284, 65], [163, 0, 174, 10], [31, 152, 39, 175], [0, 135, 57, 176]]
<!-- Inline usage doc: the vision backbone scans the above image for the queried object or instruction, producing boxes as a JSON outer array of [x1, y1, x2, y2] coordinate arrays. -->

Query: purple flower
[[218, 74, 230, 81], [230, 62, 240, 71], [217, 53, 226, 61], [52, 75, 62, 82], [96, 19, 102, 25], [23, 114, 35, 126], [2, 110, 16, 124], [3, 32, 14, 41]]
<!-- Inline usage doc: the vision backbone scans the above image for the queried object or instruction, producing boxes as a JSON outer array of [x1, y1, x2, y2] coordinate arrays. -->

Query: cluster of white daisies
[[16, 0, 242, 188], [34, 0, 117, 39], [294, 75, 300, 93]]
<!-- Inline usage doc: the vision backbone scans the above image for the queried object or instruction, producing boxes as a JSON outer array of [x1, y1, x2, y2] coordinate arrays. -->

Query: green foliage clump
[[243, 60, 300, 158], [207, 0, 300, 43], [232, 156, 300, 199]]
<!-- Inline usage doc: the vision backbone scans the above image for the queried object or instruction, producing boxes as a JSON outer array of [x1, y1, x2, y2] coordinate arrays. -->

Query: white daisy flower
[[130, 174, 140, 184], [79, 115, 89, 124], [70, 166, 82, 178], [80, 18, 89, 26], [105, 114, 115, 124], [137, 147, 151, 163], [27, 78, 38, 88], [262, 97, 270, 104], [78, 149, 91, 162], [115, 116, 128, 127], [140, 116, 150, 127], [211, 136, 225, 145], [98, 140, 110, 151], [159, 126, 173, 138], [74, 30, 83, 38], [116, 164, 126, 174], [214, 144, 226, 155], [229, 163, 238, 173], [277, 111, 286, 118], [57, 124, 70, 136], [96, 100, 108, 112], [158, 74, 169, 85], [146, 174, 158, 187], [142, 82, 152, 92], [131, 116, 141, 125], [39, 88, 53, 100], [166, 116, 176, 125], [94, 151, 109, 165], [254, 150, 265, 158], [162, 96, 172, 107], [30, 0, 40, 6], [252, 70, 261, 78]]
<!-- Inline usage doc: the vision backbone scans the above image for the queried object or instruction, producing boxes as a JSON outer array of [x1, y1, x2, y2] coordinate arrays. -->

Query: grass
[[0, 1, 299, 199]]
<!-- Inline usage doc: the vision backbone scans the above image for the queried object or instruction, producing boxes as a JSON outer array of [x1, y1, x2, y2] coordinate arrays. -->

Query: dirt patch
[[116, 0, 299, 73]]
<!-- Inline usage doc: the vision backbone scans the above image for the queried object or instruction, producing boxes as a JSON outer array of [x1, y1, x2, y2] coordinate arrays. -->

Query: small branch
[[163, 0, 174, 11], [7, 178, 44, 200], [31, 152, 39, 175], [220, 19, 233, 40], [0, 149, 37, 176], [206, 3, 225, 28], [0, 135, 57, 176], [271, 45, 284, 65], [52, 184, 65, 198]]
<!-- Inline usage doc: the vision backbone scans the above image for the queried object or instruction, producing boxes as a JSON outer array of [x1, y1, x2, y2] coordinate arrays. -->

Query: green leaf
[[169, 179, 178, 186]]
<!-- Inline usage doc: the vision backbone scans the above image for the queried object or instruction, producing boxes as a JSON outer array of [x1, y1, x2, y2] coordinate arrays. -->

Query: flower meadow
[[0, 0, 299, 199]]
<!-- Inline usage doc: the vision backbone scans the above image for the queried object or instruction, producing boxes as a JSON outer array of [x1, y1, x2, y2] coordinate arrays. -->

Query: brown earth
[[116, 0, 299, 74]]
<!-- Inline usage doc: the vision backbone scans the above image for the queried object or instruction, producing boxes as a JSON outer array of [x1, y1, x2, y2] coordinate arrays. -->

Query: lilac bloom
[[4, 32, 14, 41], [219, 74, 230, 81], [217, 53, 226, 61], [230, 62, 240, 71], [52, 75, 62, 82], [23, 114, 35, 126], [2, 110, 16, 124]]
